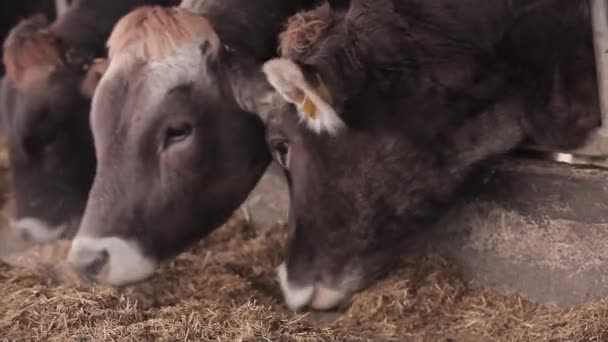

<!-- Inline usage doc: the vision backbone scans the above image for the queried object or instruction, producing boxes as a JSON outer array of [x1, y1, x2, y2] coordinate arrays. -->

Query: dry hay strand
[[2, 217, 608, 341]]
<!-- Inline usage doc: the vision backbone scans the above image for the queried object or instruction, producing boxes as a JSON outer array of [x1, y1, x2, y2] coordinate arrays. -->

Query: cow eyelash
[[164, 123, 193, 146]]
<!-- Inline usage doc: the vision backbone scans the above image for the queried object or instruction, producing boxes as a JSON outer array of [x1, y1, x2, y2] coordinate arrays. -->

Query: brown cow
[[65, 2, 317, 285], [0, 0, 176, 245], [257, 0, 600, 310]]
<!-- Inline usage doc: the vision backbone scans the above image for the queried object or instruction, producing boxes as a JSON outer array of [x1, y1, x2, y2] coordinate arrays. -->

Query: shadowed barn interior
[[2, 0, 608, 340]]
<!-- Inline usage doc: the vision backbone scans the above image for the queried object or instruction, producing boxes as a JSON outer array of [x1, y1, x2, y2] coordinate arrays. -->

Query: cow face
[[261, 55, 452, 312], [67, 7, 272, 286], [261, 51, 531, 311], [263, 104, 447, 311], [0, 15, 99, 244]]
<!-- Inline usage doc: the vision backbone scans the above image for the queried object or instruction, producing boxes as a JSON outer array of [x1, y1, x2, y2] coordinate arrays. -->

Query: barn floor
[[1, 216, 608, 342]]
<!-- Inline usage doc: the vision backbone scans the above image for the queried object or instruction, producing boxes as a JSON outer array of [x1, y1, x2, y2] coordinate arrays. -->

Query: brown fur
[[107, 6, 219, 62], [2, 14, 64, 86], [279, 3, 333, 59]]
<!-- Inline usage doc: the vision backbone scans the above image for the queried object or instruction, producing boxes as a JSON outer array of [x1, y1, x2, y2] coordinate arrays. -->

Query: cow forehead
[[142, 45, 204, 104], [107, 43, 203, 107], [91, 44, 205, 140]]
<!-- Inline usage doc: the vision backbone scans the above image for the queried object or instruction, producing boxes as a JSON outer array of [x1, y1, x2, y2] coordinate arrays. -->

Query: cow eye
[[270, 139, 290, 169], [165, 123, 193, 146]]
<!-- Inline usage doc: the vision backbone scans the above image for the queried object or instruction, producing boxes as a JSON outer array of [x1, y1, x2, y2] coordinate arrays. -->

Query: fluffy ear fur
[[80, 58, 109, 98], [262, 58, 344, 135]]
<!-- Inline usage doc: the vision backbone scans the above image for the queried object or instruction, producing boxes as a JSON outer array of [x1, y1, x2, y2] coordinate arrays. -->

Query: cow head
[[264, 106, 434, 311], [260, 7, 449, 308], [256, 1, 532, 311], [67, 6, 276, 285], [0, 14, 100, 244], [261, 56, 525, 311]]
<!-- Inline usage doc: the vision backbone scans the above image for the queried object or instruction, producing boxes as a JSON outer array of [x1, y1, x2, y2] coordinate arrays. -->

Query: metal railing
[[525, 0, 608, 158], [568, 0, 608, 157]]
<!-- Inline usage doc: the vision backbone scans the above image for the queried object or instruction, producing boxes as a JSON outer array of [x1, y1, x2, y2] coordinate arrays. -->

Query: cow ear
[[80, 58, 109, 99], [262, 58, 345, 135]]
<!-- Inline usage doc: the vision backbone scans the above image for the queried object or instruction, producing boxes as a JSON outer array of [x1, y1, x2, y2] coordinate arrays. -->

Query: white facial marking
[[10, 217, 66, 243], [68, 236, 158, 286], [553, 152, 574, 164], [277, 261, 351, 311], [263, 58, 345, 135], [277, 262, 315, 311], [142, 45, 205, 105], [91, 43, 206, 156]]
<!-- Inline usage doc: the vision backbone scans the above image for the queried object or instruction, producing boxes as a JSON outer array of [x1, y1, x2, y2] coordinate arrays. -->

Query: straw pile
[[1, 215, 608, 342]]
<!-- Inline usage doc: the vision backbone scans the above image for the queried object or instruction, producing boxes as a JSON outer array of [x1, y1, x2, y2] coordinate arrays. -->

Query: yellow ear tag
[[299, 73, 330, 120], [300, 96, 317, 119]]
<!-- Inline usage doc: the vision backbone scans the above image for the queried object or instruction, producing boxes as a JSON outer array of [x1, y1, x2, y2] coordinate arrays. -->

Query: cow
[[65, 2, 318, 285], [0, 0, 178, 245], [66, 0, 600, 297], [255, 0, 600, 310]]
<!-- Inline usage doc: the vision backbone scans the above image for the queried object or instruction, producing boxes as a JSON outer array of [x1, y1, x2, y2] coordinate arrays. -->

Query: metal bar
[[55, 0, 69, 17], [563, 0, 608, 157], [591, 0, 608, 134], [524, 0, 608, 157]]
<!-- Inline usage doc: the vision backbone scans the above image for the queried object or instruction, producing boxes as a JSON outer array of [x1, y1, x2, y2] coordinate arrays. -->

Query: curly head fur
[[278, 3, 334, 59]]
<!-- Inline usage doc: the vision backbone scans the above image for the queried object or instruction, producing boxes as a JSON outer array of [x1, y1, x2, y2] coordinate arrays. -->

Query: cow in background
[[0, 0, 56, 76], [0, 0, 178, 245]]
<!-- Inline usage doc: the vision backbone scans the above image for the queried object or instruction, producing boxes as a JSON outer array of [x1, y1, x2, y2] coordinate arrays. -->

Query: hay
[[2, 217, 608, 342]]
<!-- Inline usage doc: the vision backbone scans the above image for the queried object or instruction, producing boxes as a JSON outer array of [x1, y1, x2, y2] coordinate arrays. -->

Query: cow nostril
[[83, 249, 109, 277]]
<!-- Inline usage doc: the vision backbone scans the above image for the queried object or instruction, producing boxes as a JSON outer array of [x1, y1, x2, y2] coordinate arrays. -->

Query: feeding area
[[2, 0, 608, 341], [2, 213, 608, 341], [0, 145, 605, 342]]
